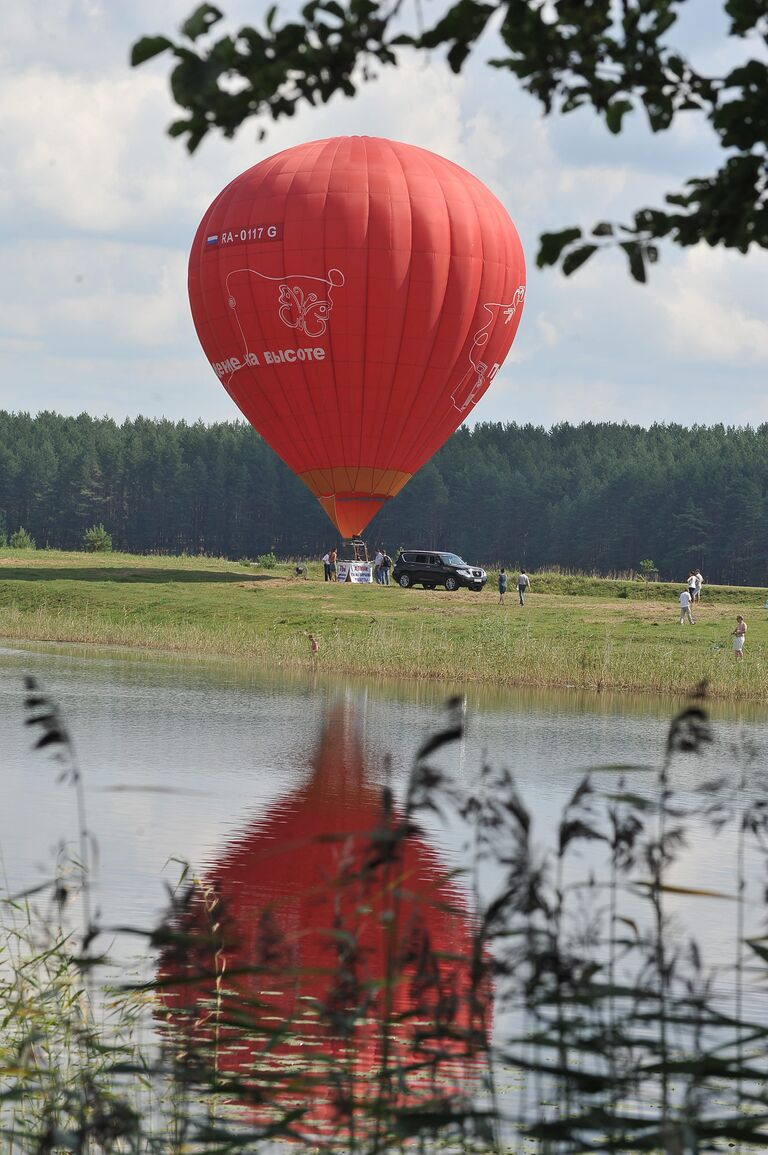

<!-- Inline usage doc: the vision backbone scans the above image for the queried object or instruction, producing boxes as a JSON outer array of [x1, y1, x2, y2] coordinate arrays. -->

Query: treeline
[[1, 411, 766, 584]]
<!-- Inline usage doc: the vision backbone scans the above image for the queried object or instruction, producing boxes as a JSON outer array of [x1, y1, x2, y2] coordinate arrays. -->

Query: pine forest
[[1, 411, 766, 585]]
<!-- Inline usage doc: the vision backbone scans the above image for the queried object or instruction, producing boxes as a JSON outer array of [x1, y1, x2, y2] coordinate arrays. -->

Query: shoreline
[[0, 627, 764, 706], [1, 551, 766, 702], [5, 635, 768, 726]]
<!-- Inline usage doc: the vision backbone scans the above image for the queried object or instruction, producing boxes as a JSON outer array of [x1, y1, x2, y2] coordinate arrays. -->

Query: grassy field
[[1, 549, 766, 699]]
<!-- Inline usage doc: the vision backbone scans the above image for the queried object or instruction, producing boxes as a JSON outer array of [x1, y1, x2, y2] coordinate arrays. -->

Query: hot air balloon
[[158, 702, 490, 1139], [189, 136, 525, 538]]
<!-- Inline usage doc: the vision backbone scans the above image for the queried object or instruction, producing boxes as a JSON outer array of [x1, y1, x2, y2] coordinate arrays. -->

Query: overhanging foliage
[[131, 0, 768, 279]]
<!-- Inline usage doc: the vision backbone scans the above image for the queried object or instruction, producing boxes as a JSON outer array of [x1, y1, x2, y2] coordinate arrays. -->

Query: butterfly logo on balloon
[[226, 265, 345, 347], [220, 264, 522, 418], [451, 285, 526, 413]]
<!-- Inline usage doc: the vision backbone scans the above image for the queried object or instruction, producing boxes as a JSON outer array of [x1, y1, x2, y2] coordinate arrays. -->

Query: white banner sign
[[336, 561, 374, 584]]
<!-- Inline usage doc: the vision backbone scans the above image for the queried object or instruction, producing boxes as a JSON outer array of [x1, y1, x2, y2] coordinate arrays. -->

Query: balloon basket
[[336, 539, 374, 583], [344, 538, 369, 562]]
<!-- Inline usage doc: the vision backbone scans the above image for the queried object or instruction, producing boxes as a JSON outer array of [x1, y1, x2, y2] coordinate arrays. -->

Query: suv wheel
[[398, 574, 411, 588], [444, 576, 458, 591]]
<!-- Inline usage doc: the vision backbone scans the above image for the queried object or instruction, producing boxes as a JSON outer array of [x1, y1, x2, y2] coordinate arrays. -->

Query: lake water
[[2, 640, 767, 944], [4, 641, 768, 1137]]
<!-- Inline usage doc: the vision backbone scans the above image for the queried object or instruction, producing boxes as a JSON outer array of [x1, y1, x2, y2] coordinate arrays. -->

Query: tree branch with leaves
[[133, 0, 766, 281]]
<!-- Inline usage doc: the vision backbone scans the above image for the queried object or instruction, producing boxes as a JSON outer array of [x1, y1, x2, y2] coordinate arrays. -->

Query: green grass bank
[[1, 550, 766, 699]]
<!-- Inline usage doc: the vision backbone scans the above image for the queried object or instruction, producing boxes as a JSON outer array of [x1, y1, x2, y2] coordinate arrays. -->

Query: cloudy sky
[[2, 0, 766, 431]]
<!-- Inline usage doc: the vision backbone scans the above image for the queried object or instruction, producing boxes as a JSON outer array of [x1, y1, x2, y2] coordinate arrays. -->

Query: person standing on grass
[[679, 587, 695, 625], [328, 548, 337, 581], [732, 615, 746, 660], [322, 551, 331, 581], [498, 567, 507, 605], [688, 572, 697, 603], [381, 551, 392, 585], [517, 569, 530, 605], [694, 569, 703, 603]]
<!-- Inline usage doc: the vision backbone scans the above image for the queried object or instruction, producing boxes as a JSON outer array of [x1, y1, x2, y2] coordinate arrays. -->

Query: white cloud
[[655, 247, 768, 365], [0, 239, 187, 349], [0, 68, 236, 239], [0, 0, 764, 429], [536, 315, 561, 349]]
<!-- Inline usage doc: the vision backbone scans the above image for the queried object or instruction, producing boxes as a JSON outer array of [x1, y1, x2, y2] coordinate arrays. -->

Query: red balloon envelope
[[189, 135, 526, 537]]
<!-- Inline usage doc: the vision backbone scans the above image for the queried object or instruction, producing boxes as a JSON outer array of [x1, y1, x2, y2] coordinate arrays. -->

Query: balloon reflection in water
[[158, 702, 491, 1141]]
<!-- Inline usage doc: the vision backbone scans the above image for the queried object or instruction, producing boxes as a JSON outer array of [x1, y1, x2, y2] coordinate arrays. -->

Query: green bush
[[256, 551, 278, 569], [83, 523, 113, 552], [10, 527, 35, 549]]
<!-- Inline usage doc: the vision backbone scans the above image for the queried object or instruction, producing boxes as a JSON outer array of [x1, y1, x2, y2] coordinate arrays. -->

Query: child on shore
[[679, 588, 694, 625]]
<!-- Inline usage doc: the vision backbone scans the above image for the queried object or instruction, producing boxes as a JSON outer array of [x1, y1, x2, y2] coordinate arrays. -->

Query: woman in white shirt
[[732, 615, 746, 660]]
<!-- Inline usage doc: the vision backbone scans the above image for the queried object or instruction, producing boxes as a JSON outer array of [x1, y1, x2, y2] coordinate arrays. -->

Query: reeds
[[4, 680, 768, 1152]]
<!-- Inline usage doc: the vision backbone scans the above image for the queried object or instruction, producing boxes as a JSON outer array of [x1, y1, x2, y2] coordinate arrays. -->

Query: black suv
[[392, 551, 487, 591]]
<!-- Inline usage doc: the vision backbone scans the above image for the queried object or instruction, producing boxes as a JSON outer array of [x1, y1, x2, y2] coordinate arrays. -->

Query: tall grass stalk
[[5, 679, 768, 1150]]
